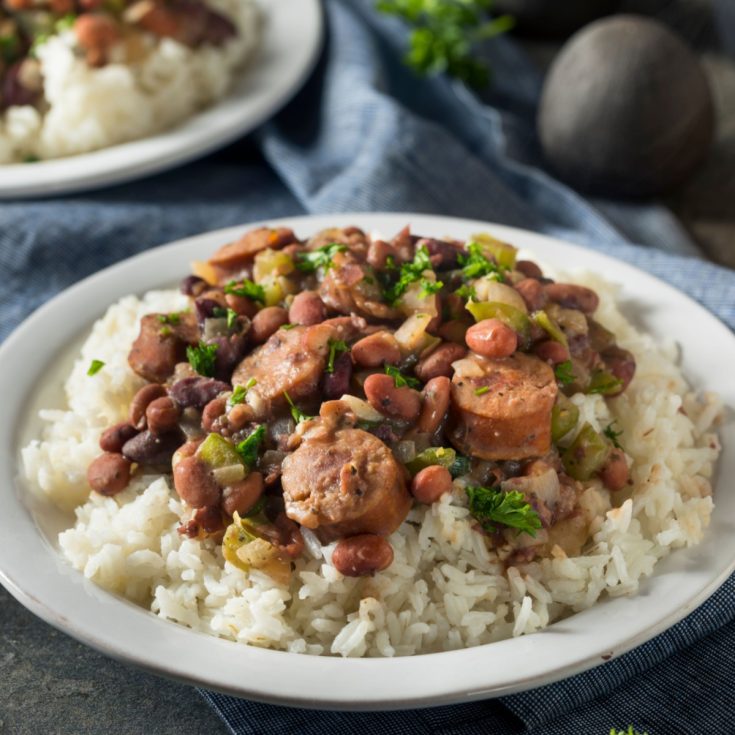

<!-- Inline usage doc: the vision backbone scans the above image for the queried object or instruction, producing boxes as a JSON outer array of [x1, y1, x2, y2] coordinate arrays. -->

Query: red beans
[[363, 373, 422, 421], [351, 331, 401, 368], [602, 346, 637, 395], [415, 342, 467, 382], [514, 278, 547, 312], [465, 319, 518, 358], [516, 260, 544, 280], [87, 453, 132, 496], [129, 383, 167, 429], [173, 456, 221, 508], [202, 397, 227, 432], [99, 422, 138, 453], [544, 283, 599, 314], [221, 472, 264, 516], [534, 340, 570, 365], [411, 465, 453, 504], [599, 449, 629, 491], [332, 534, 394, 577], [224, 292, 258, 318], [250, 306, 289, 344], [74, 13, 121, 67], [366, 239, 393, 270], [145, 396, 181, 435], [416, 376, 451, 435], [289, 291, 327, 326]]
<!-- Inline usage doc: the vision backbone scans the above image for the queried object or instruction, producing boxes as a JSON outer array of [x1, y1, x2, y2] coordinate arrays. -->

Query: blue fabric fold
[[0, 0, 733, 732]]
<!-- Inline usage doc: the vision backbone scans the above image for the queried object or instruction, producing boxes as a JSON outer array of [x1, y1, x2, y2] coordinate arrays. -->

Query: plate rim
[[0, 212, 732, 710]]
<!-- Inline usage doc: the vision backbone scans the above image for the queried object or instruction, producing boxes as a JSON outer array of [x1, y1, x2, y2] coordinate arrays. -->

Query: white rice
[[0, 0, 260, 163], [21, 274, 723, 657]]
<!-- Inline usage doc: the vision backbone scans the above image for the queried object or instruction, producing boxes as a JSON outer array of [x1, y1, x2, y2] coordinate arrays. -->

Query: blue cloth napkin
[[0, 1, 733, 733]]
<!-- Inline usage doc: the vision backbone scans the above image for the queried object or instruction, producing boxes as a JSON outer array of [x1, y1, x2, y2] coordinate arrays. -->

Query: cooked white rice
[[0, 0, 260, 163], [21, 274, 723, 657]]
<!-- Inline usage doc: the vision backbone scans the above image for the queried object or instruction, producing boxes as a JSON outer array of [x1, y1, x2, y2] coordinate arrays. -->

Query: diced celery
[[197, 433, 244, 470], [253, 248, 295, 282], [532, 310, 568, 347], [551, 394, 579, 442], [470, 232, 518, 269], [405, 446, 457, 476], [587, 369, 623, 396], [561, 423, 611, 481], [466, 300, 530, 340]]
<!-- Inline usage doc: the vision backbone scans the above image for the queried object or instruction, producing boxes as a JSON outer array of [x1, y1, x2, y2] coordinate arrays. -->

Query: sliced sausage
[[448, 352, 558, 460], [207, 227, 296, 271], [281, 427, 411, 542]]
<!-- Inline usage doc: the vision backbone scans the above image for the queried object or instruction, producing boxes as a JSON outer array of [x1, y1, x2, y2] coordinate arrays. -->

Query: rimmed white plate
[[0, 0, 323, 199], [0, 213, 732, 710]]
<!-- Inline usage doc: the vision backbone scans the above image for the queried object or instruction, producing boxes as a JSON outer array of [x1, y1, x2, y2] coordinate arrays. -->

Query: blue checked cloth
[[1, 1, 733, 733]]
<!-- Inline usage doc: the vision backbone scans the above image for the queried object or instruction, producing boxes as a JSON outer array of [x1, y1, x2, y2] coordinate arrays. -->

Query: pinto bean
[[87, 453, 132, 496], [544, 283, 599, 314], [224, 292, 258, 318], [602, 346, 636, 395], [289, 291, 327, 326], [221, 472, 264, 516], [99, 422, 138, 453], [366, 239, 393, 270], [514, 278, 547, 312], [173, 456, 221, 508], [411, 465, 453, 504], [122, 430, 182, 466], [228, 403, 256, 432], [465, 319, 518, 358], [415, 342, 467, 382], [599, 449, 629, 491], [332, 534, 394, 577], [419, 238, 462, 269], [129, 383, 167, 429], [194, 297, 225, 327], [74, 13, 121, 67], [363, 373, 422, 421], [351, 332, 401, 368], [438, 319, 469, 345], [516, 260, 544, 280], [202, 397, 227, 432], [250, 307, 289, 344], [534, 340, 570, 365], [146, 396, 181, 435], [416, 376, 451, 434], [169, 377, 229, 409], [322, 352, 353, 400]]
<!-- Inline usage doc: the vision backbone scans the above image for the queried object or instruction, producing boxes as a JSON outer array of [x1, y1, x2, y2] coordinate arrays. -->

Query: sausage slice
[[208, 227, 297, 270], [281, 427, 411, 542], [448, 352, 557, 460]]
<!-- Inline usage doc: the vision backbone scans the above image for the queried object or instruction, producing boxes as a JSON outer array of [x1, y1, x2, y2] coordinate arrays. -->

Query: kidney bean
[[146, 396, 181, 435], [99, 422, 138, 453], [224, 292, 258, 318], [202, 397, 227, 432], [411, 465, 453, 504], [169, 376, 229, 409], [122, 430, 182, 466], [2, 60, 40, 109], [416, 376, 451, 434], [173, 456, 221, 508], [221, 471, 264, 516], [465, 319, 518, 358], [74, 13, 121, 67], [544, 283, 599, 314], [322, 352, 353, 400], [194, 297, 224, 327], [180, 275, 207, 297], [438, 320, 469, 345], [227, 403, 256, 432], [87, 453, 132, 496], [415, 342, 467, 382], [366, 239, 393, 270], [418, 238, 462, 270], [534, 340, 570, 365], [514, 278, 547, 312], [363, 373, 422, 422], [332, 534, 394, 577], [191, 505, 225, 535], [250, 307, 289, 344], [211, 333, 249, 380], [516, 260, 544, 280], [601, 346, 636, 395], [351, 331, 401, 368], [599, 449, 629, 491], [289, 291, 327, 326], [129, 383, 167, 429]]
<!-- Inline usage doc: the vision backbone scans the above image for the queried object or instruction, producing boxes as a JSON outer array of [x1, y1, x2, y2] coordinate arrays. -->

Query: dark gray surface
[[0, 586, 229, 735]]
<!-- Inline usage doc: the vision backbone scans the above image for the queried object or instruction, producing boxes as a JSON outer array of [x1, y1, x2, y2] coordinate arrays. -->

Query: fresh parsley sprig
[[224, 279, 265, 304], [554, 360, 575, 386], [326, 339, 349, 373], [186, 342, 218, 377], [384, 364, 421, 389], [382, 245, 442, 305], [283, 391, 315, 424], [228, 377, 257, 408], [466, 486, 542, 537], [236, 425, 266, 469], [603, 421, 624, 450], [295, 243, 348, 273], [458, 242, 504, 281], [87, 359, 105, 376]]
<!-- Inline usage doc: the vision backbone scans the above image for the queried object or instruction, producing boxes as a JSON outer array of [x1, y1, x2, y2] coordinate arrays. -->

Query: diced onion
[[213, 464, 247, 486], [473, 279, 527, 314], [338, 394, 384, 422], [394, 313, 440, 355]]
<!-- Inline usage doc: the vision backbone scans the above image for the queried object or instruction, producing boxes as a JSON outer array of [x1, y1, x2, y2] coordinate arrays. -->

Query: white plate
[[1, 213, 733, 710], [0, 0, 323, 199]]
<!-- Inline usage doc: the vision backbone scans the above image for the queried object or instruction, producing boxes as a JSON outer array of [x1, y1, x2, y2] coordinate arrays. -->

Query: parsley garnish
[[554, 360, 575, 386], [474, 386, 490, 396], [280, 323, 297, 331], [224, 279, 265, 304], [603, 422, 624, 450], [382, 245, 439, 304], [235, 425, 266, 469], [87, 359, 105, 376], [283, 391, 314, 424], [326, 339, 349, 373], [295, 243, 348, 273], [419, 278, 444, 298], [457, 242, 504, 281], [228, 378, 257, 408], [226, 308, 238, 330], [454, 283, 477, 300], [157, 312, 181, 326], [384, 364, 421, 389], [186, 341, 218, 377], [466, 486, 542, 537]]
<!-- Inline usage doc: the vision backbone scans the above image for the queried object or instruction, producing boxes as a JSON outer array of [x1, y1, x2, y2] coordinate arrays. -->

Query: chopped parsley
[[86, 359, 105, 376], [457, 242, 504, 281], [603, 421, 624, 450], [466, 486, 542, 537], [157, 312, 181, 326], [381, 246, 441, 304], [384, 364, 421, 389], [554, 360, 575, 386], [186, 341, 218, 377], [228, 378, 257, 408], [474, 386, 490, 396], [326, 339, 349, 373], [419, 278, 444, 298], [280, 323, 297, 331], [224, 279, 265, 304], [283, 391, 314, 424], [226, 308, 238, 330], [235, 425, 266, 469], [295, 243, 348, 273], [454, 283, 477, 300]]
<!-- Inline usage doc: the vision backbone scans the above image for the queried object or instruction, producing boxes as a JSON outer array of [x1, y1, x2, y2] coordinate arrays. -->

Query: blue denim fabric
[[0, 1, 733, 732]]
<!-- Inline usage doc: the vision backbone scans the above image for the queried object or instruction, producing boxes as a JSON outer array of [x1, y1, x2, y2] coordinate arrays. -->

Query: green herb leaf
[[186, 342, 218, 377], [382, 245, 437, 304], [454, 283, 477, 300], [235, 425, 266, 469], [603, 421, 624, 450], [280, 323, 297, 331], [466, 486, 542, 537], [228, 378, 257, 408], [384, 364, 421, 389], [457, 242, 504, 281], [224, 279, 265, 304], [157, 312, 181, 326], [283, 391, 314, 424], [588, 369, 624, 396], [474, 386, 490, 396], [554, 360, 575, 386], [226, 308, 238, 330], [295, 243, 348, 273], [326, 339, 349, 373], [87, 359, 105, 376], [419, 277, 443, 298]]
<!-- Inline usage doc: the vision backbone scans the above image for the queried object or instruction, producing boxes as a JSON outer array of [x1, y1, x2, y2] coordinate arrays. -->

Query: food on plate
[[22, 224, 722, 657], [0, 0, 259, 163]]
